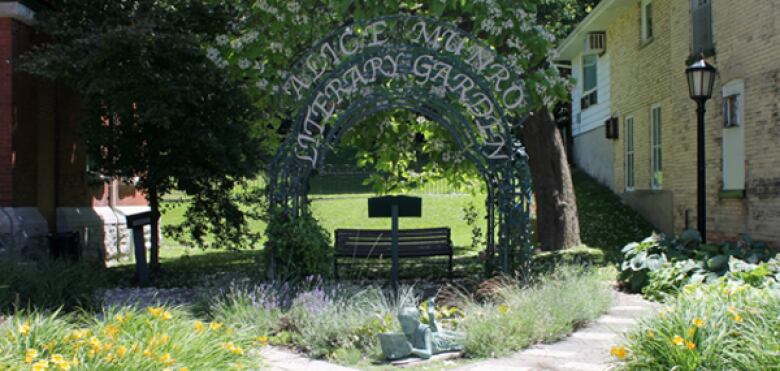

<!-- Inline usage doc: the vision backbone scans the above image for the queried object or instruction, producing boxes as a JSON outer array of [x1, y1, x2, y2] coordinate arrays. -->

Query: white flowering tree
[[209, 0, 588, 250]]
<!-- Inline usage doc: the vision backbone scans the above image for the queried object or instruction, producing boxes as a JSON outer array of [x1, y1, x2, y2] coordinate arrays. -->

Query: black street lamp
[[686, 58, 718, 243]]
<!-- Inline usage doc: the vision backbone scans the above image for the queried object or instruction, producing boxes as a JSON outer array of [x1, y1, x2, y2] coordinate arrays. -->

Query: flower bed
[[0, 306, 260, 370], [612, 283, 780, 369]]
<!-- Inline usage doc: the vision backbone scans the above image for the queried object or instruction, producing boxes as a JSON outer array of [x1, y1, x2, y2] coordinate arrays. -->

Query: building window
[[723, 94, 740, 128], [641, 0, 654, 43], [650, 105, 662, 189], [722, 80, 745, 191], [625, 116, 635, 191], [691, 0, 714, 55], [581, 54, 598, 109]]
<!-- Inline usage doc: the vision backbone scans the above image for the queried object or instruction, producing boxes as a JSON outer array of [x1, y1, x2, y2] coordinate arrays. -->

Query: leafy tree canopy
[[18, 0, 266, 250], [210, 0, 594, 193]]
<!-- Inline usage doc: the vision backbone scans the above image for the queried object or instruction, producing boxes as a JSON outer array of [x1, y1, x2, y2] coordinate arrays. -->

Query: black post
[[391, 204, 399, 297], [696, 99, 707, 243], [132, 226, 150, 285]]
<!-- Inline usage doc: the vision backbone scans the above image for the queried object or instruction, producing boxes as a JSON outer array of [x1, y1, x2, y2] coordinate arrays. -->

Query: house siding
[[603, 0, 780, 244]]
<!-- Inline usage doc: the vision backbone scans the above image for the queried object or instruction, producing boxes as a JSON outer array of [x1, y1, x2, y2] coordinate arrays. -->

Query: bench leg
[[448, 254, 453, 280]]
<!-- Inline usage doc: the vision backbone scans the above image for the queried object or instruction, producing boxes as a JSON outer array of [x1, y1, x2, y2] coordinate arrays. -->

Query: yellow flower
[[162, 310, 173, 321], [19, 321, 31, 336], [160, 353, 176, 366], [103, 325, 120, 339], [70, 357, 79, 366], [497, 303, 509, 315], [692, 318, 705, 328], [646, 329, 655, 339], [194, 321, 205, 333], [686, 340, 697, 350], [32, 360, 49, 371], [25, 348, 39, 364], [50, 354, 65, 364], [148, 306, 164, 318], [114, 313, 125, 323], [610, 345, 627, 360], [722, 287, 730, 296], [672, 335, 685, 346], [180, 368, 190, 371], [88, 336, 102, 349], [209, 322, 223, 331], [733, 313, 743, 323], [117, 346, 128, 358], [257, 335, 269, 346]]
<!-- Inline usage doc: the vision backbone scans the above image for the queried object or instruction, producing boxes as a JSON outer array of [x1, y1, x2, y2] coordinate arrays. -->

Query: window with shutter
[[625, 117, 635, 191], [650, 105, 663, 190], [581, 55, 598, 109], [641, 0, 654, 43], [691, 0, 714, 55]]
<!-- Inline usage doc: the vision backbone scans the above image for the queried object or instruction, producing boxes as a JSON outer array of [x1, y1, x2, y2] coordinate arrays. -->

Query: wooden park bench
[[333, 227, 453, 279]]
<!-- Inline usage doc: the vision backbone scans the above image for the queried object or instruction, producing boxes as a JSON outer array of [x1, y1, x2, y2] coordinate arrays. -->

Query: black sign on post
[[125, 211, 152, 285], [368, 196, 422, 295]]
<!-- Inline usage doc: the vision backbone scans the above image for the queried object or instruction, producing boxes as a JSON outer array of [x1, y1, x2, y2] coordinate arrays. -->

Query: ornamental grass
[[458, 266, 614, 358], [0, 306, 261, 370], [614, 282, 780, 370]]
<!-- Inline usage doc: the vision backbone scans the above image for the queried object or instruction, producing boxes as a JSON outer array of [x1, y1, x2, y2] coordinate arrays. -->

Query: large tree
[[18, 0, 266, 269], [210, 0, 587, 251]]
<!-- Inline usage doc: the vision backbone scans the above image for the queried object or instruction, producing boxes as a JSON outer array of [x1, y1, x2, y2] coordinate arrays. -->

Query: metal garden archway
[[267, 15, 534, 273]]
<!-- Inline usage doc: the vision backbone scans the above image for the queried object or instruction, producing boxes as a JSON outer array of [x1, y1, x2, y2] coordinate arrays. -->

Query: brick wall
[[606, 0, 780, 245]]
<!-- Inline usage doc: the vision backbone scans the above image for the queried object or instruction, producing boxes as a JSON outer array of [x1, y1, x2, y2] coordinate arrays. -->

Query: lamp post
[[686, 58, 718, 243]]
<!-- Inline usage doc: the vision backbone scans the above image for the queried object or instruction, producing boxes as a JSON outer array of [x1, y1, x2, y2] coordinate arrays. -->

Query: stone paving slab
[[259, 346, 359, 371]]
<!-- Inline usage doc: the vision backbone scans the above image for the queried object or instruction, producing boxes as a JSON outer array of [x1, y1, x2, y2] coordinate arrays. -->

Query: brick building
[[0, 1, 149, 265], [555, 0, 780, 245]]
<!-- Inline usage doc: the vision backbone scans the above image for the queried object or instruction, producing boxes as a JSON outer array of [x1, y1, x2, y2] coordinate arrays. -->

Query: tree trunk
[[149, 185, 161, 272], [521, 107, 581, 250]]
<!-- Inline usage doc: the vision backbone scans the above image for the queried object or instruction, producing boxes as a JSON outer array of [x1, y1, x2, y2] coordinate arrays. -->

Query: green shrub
[[531, 245, 605, 273], [614, 283, 780, 370], [209, 282, 416, 363], [264, 208, 332, 280], [618, 231, 778, 300], [0, 261, 109, 313], [459, 267, 613, 358], [0, 306, 259, 370]]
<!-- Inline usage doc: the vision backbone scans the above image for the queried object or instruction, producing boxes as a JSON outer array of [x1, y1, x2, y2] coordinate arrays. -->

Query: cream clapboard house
[[555, 0, 780, 245]]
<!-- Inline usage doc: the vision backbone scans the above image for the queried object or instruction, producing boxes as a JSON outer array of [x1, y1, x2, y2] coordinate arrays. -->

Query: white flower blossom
[[216, 34, 229, 46], [206, 47, 220, 62], [286, 1, 301, 13], [238, 58, 251, 69], [256, 79, 269, 90], [253, 60, 265, 73]]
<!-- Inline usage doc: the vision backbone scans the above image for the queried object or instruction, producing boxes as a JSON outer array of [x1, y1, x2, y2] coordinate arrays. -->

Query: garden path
[[259, 290, 657, 371], [454, 290, 659, 371]]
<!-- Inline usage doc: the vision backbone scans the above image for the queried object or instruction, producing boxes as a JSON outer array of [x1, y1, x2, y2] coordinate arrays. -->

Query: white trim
[[0, 2, 35, 25], [625, 116, 636, 192], [649, 104, 663, 190], [721, 79, 746, 191], [554, 0, 635, 60]]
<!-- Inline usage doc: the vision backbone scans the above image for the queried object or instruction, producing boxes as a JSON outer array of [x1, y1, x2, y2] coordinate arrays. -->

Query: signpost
[[368, 195, 422, 295], [125, 211, 152, 285]]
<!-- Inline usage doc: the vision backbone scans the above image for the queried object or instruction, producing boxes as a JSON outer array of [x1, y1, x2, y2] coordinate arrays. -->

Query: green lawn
[[154, 170, 655, 270]]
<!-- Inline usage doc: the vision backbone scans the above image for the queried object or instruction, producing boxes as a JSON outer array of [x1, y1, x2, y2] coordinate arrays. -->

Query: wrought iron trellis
[[266, 15, 534, 273]]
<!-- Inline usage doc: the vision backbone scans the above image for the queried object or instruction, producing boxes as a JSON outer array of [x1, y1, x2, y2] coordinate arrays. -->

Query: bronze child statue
[[379, 298, 464, 360]]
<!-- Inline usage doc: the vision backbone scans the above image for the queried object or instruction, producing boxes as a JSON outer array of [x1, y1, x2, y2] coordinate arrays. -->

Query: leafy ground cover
[[572, 170, 655, 262], [612, 283, 780, 370], [618, 231, 779, 301]]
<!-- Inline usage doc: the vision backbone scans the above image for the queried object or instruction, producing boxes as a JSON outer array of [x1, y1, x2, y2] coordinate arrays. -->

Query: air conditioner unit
[[584, 32, 606, 55]]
